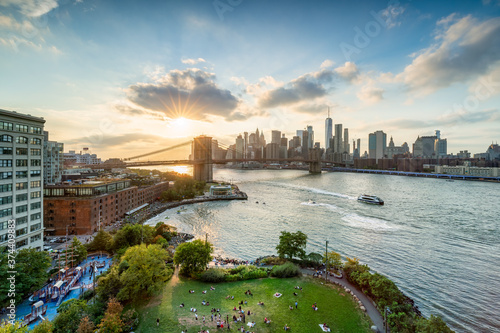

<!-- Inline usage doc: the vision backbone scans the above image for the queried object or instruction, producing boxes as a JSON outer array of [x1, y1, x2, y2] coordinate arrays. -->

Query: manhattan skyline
[[1, 0, 500, 159]]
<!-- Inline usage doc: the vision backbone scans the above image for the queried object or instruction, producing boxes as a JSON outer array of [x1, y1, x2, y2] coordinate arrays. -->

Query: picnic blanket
[[247, 322, 256, 327], [319, 324, 331, 332], [274, 293, 282, 298]]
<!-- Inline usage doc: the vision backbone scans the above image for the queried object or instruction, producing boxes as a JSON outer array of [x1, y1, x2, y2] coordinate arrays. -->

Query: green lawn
[[135, 272, 372, 333]]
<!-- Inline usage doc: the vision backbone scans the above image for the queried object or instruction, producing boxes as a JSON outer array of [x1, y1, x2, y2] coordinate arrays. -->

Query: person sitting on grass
[[180, 303, 184, 308], [284, 324, 290, 331], [258, 301, 264, 306], [293, 292, 298, 296], [323, 323, 330, 330], [189, 289, 195, 293], [210, 286, 215, 290], [289, 305, 293, 310]]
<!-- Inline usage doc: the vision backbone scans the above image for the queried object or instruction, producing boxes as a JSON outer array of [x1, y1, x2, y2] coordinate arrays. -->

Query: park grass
[[135, 271, 372, 333]]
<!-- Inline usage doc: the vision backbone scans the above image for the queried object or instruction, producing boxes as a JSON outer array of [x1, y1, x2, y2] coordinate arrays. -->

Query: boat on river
[[357, 194, 384, 205]]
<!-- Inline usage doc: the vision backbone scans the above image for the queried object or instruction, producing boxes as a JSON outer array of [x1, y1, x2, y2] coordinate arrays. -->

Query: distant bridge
[[81, 136, 346, 181]]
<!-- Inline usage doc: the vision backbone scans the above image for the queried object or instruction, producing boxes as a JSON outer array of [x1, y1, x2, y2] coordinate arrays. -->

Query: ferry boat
[[357, 194, 384, 205]]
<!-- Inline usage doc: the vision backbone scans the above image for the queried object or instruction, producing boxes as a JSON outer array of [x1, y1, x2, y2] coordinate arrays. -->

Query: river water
[[145, 168, 500, 332]]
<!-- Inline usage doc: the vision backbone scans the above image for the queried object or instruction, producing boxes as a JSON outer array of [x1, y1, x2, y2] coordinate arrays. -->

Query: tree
[[174, 239, 213, 276], [31, 320, 53, 333], [275, 231, 307, 259], [87, 230, 112, 252], [110, 224, 155, 252], [323, 251, 343, 271], [0, 321, 29, 333], [0, 248, 51, 308], [76, 316, 95, 333], [415, 315, 454, 333], [53, 299, 88, 333], [117, 244, 172, 302], [96, 266, 122, 301], [97, 298, 124, 333], [68, 237, 88, 265]]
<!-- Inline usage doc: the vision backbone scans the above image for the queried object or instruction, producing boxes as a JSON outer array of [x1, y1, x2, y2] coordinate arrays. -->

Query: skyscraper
[[343, 128, 349, 154], [235, 134, 244, 159], [271, 130, 281, 145], [243, 131, 248, 159], [307, 125, 314, 149], [325, 107, 332, 149], [368, 130, 387, 161], [334, 124, 343, 153]]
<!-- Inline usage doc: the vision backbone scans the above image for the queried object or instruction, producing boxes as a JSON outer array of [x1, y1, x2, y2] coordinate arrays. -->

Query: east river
[[145, 168, 500, 332]]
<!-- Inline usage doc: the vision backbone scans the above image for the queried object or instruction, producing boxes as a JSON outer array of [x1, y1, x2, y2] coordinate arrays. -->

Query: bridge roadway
[[81, 158, 346, 169]]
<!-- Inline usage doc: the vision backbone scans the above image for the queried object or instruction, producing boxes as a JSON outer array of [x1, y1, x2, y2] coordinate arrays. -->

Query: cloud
[[396, 15, 500, 95], [0, 0, 58, 17], [256, 63, 358, 109], [379, 3, 406, 29], [292, 103, 331, 115], [436, 109, 500, 126], [65, 133, 164, 148], [124, 68, 243, 122], [357, 85, 384, 104], [181, 57, 206, 65], [320, 59, 335, 69]]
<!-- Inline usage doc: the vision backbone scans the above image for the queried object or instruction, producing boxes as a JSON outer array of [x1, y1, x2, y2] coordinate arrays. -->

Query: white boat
[[357, 194, 384, 205]]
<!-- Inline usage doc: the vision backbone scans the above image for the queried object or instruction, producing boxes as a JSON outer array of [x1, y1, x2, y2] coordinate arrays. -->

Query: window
[[30, 191, 41, 199], [16, 182, 28, 190], [30, 202, 41, 210], [0, 135, 12, 142], [16, 136, 28, 144], [0, 184, 12, 193], [16, 148, 28, 155], [30, 233, 41, 242], [0, 196, 12, 205], [15, 159, 27, 167], [0, 172, 12, 180], [30, 181, 41, 188], [15, 124, 29, 132], [0, 147, 12, 155], [30, 213, 41, 221], [30, 127, 42, 134], [0, 208, 12, 217], [30, 170, 41, 177], [16, 239, 28, 248], [16, 193, 27, 202], [30, 148, 41, 156], [30, 223, 41, 232], [16, 205, 28, 213], [0, 121, 13, 131], [0, 221, 7, 230], [0, 234, 7, 242], [30, 138, 41, 145], [16, 227, 27, 236], [16, 171, 28, 178], [0, 160, 12, 167], [30, 159, 41, 167]]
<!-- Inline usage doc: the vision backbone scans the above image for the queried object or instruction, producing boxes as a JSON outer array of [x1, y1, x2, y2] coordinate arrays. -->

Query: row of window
[[0, 170, 42, 179], [0, 121, 42, 134], [0, 208, 42, 218], [0, 158, 41, 166]]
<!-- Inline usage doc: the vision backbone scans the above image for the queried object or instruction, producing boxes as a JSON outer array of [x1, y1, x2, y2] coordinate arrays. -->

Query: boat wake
[[262, 182, 357, 200], [300, 201, 397, 231]]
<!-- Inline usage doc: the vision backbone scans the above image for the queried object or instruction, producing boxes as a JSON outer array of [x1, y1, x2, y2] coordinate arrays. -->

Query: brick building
[[43, 179, 168, 236]]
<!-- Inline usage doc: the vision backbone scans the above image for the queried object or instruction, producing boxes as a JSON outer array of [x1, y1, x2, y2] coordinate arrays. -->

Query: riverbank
[[124, 184, 247, 225]]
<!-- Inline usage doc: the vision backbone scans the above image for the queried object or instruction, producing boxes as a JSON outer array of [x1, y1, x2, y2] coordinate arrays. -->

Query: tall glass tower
[[325, 107, 332, 149]]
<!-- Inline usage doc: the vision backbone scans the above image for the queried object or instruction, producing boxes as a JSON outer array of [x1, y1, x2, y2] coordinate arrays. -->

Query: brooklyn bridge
[[81, 136, 346, 182]]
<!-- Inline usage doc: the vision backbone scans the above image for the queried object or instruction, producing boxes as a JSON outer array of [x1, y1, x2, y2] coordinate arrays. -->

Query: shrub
[[242, 268, 268, 280], [261, 256, 287, 265], [200, 268, 227, 283], [270, 262, 300, 278]]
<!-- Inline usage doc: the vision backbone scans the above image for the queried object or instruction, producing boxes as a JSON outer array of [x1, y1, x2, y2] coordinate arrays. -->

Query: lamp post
[[325, 240, 328, 282], [385, 306, 391, 333]]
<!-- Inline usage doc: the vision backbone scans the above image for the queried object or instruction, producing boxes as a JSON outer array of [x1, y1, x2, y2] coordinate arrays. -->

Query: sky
[[1, 0, 500, 160]]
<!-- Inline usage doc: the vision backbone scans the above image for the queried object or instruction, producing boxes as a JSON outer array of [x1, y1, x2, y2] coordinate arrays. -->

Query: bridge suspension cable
[[123, 140, 192, 161]]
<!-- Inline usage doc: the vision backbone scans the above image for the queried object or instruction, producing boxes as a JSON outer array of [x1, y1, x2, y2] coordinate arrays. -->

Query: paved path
[[300, 268, 384, 332]]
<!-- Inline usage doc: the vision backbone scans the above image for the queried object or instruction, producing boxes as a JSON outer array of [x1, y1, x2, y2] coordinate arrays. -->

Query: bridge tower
[[308, 147, 322, 174], [193, 135, 213, 182]]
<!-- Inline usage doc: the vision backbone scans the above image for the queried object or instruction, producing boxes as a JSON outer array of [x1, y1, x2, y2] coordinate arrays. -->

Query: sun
[[172, 117, 189, 129]]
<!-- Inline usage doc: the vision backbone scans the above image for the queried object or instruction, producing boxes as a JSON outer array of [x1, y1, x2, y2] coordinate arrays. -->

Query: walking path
[[300, 268, 384, 332]]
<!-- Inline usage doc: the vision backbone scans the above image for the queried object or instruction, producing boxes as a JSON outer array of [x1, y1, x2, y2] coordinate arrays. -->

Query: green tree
[[31, 320, 53, 333], [110, 224, 155, 252], [68, 237, 88, 265], [117, 244, 172, 302], [275, 231, 308, 259], [323, 251, 343, 270], [87, 230, 112, 252], [415, 315, 454, 333], [97, 298, 124, 333], [53, 299, 88, 333], [174, 239, 213, 276], [0, 248, 51, 307], [0, 321, 29, 333], [96, 266, 122, 301]]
